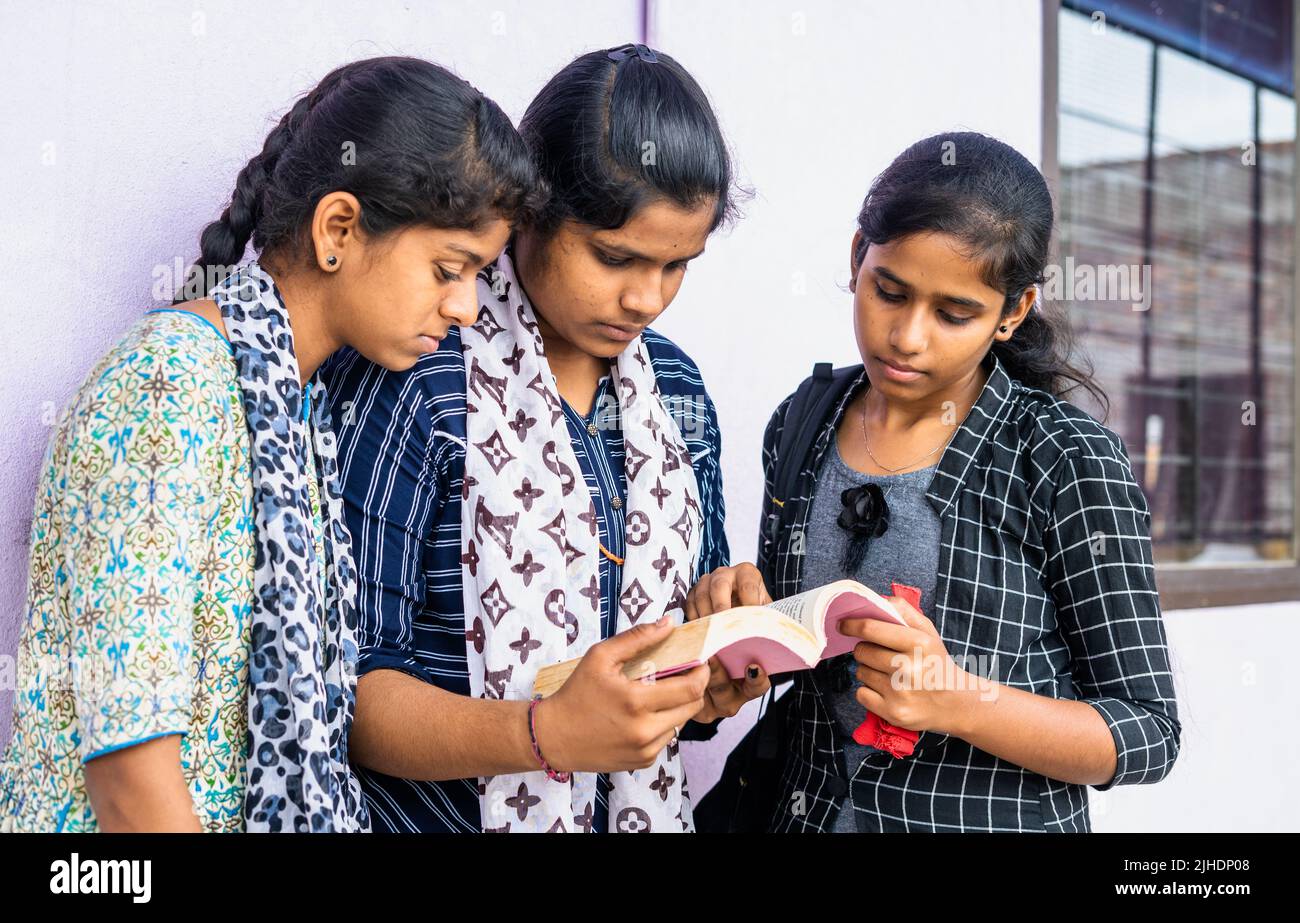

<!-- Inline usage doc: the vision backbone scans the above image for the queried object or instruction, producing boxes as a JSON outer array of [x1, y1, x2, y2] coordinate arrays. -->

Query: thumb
[[886, 596, 937, 636], [741, 663, 769, 696], [595, 614, 675, 670]]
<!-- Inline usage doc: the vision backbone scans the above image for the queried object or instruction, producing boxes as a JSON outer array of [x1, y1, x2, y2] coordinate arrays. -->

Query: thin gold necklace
[[860, 402, 953, 473]]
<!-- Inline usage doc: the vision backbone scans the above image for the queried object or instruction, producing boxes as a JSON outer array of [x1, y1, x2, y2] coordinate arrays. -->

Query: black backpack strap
[[770, 362, 864, 530], [772, 362, 832, 510]]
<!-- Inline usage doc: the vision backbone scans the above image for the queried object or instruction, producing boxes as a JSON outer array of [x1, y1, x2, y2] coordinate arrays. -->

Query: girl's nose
[[442, 276, 480, 327], [889, 306, 928, 355], [620, 271, 665, 319]]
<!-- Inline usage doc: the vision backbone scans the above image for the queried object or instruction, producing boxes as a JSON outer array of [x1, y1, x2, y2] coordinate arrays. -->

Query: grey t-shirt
[[797, 437, 941, 832]]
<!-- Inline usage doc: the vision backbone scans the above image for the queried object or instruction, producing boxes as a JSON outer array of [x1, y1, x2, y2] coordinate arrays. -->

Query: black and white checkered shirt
[[757, 355, 1181, 832]]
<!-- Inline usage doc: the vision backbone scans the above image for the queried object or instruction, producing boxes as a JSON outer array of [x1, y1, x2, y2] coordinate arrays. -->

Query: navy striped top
[[320, 325, 729, 832]]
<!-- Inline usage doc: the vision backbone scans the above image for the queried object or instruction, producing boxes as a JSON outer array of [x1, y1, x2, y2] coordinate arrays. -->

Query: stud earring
[[999, 325, 1008, 332], [326, 255, 338, 267]]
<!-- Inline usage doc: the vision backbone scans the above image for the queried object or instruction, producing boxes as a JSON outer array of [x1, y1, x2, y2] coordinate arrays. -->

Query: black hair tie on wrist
[[836, 483, 889, 574]]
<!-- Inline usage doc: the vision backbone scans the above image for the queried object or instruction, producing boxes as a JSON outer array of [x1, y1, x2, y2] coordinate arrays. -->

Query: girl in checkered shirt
[[691, 132, 1179, 832]]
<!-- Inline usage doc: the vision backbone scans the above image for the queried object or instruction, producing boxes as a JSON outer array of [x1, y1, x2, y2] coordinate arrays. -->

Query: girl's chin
[[553, 332, 624, 361], [361, 344, 425, 374], [866, 368, 933, 397], [594, 342, 635, 360], [573, 330, 633, 360]]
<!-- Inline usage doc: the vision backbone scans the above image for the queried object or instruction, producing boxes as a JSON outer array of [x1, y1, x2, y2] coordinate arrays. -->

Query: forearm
[[950, 683, 1118, 787], [84, 734, 203, 832], [349, 668, 540, 781]]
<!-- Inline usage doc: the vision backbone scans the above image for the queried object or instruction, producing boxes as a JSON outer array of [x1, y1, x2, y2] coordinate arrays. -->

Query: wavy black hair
[[176, 56, 544, 301], [518, 43, 742, 236], [853, 131, 1106, 414]]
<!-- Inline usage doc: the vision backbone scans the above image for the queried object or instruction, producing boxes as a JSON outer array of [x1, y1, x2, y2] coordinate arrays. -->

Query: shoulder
[[763, 363, 863, 451], [640, 328, 708, 397], [77, 310, 238, 421], [322, 326, 468, 423], [163, 299, 230, 341], [46, 310, 241, 489], [1005, 383, 1128, 460], [764, 390, 798, 447], [998, 380, 1137, 495], [639, 329, 720, 461], [319, 330, 467, 489]]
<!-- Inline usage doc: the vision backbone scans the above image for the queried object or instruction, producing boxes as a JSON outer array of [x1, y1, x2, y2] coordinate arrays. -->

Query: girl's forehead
[[868, 233, 1002, 303], [584, 199, 714, 260]]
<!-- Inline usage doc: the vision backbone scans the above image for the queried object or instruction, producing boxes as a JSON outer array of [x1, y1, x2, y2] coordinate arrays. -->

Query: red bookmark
[[849, 583, 923, 758]]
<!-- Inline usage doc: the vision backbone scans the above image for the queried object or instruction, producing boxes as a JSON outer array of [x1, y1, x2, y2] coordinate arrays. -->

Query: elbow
[[1115, 714, 1181, 788], [1090, 698, 1182, 790], [1140, 695, 1182, 782], [1150, 711, 1182, 783], [347, 671, 388, 772]]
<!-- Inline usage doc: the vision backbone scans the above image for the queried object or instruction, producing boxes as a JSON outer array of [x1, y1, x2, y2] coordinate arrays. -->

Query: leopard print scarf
[[460, 252, 702, 833], [212, 262, 369, 833]]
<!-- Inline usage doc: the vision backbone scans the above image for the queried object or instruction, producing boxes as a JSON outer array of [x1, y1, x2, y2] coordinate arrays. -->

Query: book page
[[702, 608, 823, 676], [766, 587, 826, 635], [704, 608, 817, 655]]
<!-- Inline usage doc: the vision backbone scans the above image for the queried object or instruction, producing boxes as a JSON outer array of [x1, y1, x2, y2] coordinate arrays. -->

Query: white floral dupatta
[[459, 252, 702, 833]]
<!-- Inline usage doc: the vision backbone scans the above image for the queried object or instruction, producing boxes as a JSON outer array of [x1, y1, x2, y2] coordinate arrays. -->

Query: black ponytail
[[177, 56, 543, 302], [853, 131, 1107, 416]]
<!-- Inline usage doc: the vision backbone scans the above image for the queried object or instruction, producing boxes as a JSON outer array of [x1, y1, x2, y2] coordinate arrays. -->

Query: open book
[[531, 579, 906, 698]]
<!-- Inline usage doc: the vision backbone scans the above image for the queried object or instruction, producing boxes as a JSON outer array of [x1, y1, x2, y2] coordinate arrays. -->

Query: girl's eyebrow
[[594, 240, 706, 263], [445, 243, 485, 266], [874, 264, 987, 310]]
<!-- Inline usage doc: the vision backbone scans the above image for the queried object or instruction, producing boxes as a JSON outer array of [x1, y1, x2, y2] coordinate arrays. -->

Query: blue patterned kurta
[[0, 310, 328, 832]]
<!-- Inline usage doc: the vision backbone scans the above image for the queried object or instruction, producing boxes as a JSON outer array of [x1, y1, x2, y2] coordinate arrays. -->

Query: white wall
[[1090, 601, 1300, 832], [1, 0, 1296, 832], [646, 0, 1046, 585]]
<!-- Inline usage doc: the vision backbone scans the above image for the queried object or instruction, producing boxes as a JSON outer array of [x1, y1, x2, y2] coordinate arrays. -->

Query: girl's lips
[[876, 357, 924, 382], [418, 334, 443, 354], [597, 323, 641, 343]]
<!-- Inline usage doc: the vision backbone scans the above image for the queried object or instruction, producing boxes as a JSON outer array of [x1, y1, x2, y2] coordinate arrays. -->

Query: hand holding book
[[532, 615, 712, 773], [683, 563, 773, 722], [532, 571, 989, 762], [838, 584, 991, 753], [532, 574, 907, 694], [841, 583, 925, 757]]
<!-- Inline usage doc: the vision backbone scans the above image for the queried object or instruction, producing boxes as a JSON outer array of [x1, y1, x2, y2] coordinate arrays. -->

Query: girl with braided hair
[[0, 56, 542, 832]]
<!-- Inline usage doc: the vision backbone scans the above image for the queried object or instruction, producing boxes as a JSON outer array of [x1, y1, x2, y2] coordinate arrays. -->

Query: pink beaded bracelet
[[528, 695, 570, 783]]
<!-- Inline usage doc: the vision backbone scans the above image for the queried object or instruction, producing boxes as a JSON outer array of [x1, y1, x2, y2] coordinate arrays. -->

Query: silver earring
[[326, 255, 338, 267]]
